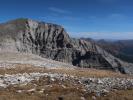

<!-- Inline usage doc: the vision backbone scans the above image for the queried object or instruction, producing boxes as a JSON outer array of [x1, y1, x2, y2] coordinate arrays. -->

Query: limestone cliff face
[[0, 18, 133, 74]]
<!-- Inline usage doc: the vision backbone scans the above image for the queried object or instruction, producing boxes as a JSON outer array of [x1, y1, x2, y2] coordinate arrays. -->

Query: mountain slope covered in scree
[[0, 18, 133, 74]]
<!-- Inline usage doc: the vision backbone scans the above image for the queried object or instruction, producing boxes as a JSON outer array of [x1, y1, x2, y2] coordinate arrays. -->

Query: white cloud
[[108, 13, 126, 19], [48, 7, 70, 14]]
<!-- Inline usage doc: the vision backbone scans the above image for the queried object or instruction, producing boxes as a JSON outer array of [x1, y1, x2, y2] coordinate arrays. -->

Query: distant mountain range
[[82, 38, 133, 63], [97, 39, 133, 63]]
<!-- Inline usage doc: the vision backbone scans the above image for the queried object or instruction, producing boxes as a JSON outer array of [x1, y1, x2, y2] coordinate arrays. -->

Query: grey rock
[[0, 18, 133, 74], [0, 72, 133, 96], [80, 77, 133, 96]]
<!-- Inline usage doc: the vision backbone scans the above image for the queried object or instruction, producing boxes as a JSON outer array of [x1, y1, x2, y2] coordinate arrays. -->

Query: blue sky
[[0, 0, 133, 39]]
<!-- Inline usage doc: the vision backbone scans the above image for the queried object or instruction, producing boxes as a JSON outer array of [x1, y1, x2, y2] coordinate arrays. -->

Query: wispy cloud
[[48, 7, 70, 14], [39, 12, 81, 23], [108, 13, 126, 19], [86, 13, 128, 22]]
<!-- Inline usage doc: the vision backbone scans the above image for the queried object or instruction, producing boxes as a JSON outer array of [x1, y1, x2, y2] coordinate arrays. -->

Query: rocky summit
[[0, 18, 133, 74]]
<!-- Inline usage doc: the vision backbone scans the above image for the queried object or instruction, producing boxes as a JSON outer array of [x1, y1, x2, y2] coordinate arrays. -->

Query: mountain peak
[[0, 18, 133, 74]]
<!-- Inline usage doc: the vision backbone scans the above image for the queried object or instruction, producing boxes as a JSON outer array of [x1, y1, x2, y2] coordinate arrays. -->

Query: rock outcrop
[[0, 18, 133, 74]]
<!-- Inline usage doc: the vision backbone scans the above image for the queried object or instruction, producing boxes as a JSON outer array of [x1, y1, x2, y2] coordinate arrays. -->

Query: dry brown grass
[[0, 64, 131, 78], [47, 68, 130, 78], [0, 75, 86, 100], [1, 90, 133, 100], [0, 64, 45, 75], [97, 89, 133, 100], [0, 77, 133, 100], [0, 64, 133, 100]]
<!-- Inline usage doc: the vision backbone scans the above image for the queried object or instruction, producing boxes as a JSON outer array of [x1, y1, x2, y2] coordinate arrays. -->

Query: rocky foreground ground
[[0, 53, 133, 100], [0, 64, 133, 100]]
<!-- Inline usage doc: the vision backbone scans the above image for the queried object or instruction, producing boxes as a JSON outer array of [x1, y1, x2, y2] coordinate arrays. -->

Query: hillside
[[0, 52, 133, 100], [0, 18, 133, 74], [0, 18, 133, 100], [97, 39, 133, 63]]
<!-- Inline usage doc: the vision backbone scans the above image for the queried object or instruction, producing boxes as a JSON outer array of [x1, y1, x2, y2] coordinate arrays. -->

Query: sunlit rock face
[[0, 18, 133, 74]]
